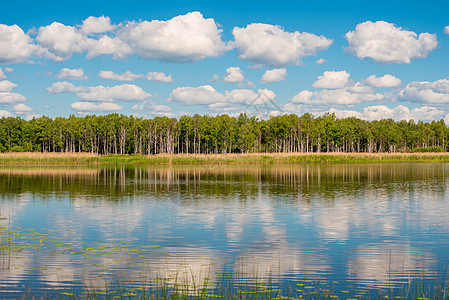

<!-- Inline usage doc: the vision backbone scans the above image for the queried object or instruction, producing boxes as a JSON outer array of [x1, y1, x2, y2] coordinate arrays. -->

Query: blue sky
[[1, 0, 448, 121]]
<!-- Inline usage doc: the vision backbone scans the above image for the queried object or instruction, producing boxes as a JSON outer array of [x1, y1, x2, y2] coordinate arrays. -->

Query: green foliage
[[10, 145, 25, 152], [411, 146, 444, 153], [0, 114, 448, 155]]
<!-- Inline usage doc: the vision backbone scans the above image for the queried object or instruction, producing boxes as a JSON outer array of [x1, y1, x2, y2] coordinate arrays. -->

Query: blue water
[[0, 163, 448, 298]]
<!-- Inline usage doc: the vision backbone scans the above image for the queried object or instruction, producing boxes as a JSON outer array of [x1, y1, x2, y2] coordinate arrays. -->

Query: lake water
[[1, 163, 449, 298]]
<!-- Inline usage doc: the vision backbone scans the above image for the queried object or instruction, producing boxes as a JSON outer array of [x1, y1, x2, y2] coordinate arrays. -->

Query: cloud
[[292, 71, 386, 105], [398, 78, 449, 104], [244, 88, 276, 104], [366, 74, 401, 87], [291, 90, 314, 103], [329, 105, 445, 122], [312, 71, 350, 89], [81, 16, 116, 35], [223, 67, 244, 83], [168, 85, 275, 106], [261, 68, 287, 83], [4, 67, 13, 73], [232, 23, 333, 67], [0, 80, 26, 104], [77, 84, 151, 102], [292, 84, 383, 105], [13, 103, 33, 113], [71, 101, 122, 112], [408, 106, 446, 121], [47, 81, 86, 94], [0, 80, 17, 92], [47, 82, 150, 102], [345, 21, 438, 64], [118, 12, 229, 63], [216, 67, 254, 87], [56, 68, 88, 80], [226, 89, 258, 104], [0, 68, 5, 80], [327, 108, 363, 119], [98, 70, 143, 81], [315, 58, 326, 64], [445, 26, 449, 35], [132, 100, 172, 112], [146, 71, 174, 83], [168, 85, 226, 105], [208, 102, 242, 112], [211, 74, 220, 82], [0, 110, 13, 117], [0, 92, 26, 104], [86, 35, 132, 59], [208, 89, 276, 112], [0, 24, 35, 64], [36, 22, 94, 61]]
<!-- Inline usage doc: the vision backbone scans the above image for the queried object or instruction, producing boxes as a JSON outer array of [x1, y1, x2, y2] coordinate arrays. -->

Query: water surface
[[1, 163, 448, 298]]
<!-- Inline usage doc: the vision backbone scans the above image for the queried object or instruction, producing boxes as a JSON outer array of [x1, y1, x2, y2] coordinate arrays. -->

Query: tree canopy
[[0, 113, 447, 154]]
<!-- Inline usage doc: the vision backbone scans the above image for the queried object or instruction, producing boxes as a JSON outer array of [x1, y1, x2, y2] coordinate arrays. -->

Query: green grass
[[2, 152, 449, 165]]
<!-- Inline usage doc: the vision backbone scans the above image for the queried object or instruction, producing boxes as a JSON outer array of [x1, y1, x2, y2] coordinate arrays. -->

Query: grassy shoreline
[[1, 152, 449, 165]]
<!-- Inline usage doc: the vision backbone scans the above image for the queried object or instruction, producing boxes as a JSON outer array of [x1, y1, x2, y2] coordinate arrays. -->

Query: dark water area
[[1, 163, 449, 298]]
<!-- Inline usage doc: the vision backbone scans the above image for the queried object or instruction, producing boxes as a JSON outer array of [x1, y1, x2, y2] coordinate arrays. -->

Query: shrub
[[10, 145, 25, 152], [411, 146, 444, 153]]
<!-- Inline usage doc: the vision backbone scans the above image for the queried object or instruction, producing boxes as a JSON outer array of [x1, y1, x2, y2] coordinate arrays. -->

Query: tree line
[[0, 113, 447, 154]]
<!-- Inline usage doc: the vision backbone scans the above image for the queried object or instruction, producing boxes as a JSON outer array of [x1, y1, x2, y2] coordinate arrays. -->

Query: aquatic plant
[[1, 226, 448, 299]]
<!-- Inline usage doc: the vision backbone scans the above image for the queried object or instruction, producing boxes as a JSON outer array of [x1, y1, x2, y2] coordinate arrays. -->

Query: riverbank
[[1, 152, 449, 165]]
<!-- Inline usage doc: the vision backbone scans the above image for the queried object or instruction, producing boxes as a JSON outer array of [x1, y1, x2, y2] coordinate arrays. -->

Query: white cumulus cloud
[[146, 71, 174, 83], [81, 16, 116, 35], [312, 71, 350, 89], [168, 85, 226, 105], [315, 58, 326, 64], [327, 108, 363, 119], [0, 24, 35, 64], [232, 23, 333, 67], [0, 110, 13, 117], [47, 82, 150, 102], [132, 100, 172, 112], [78, 84, 151, 102], [445, 26, 449, 35], [245, 89, 276, 104], [0, 92, 26, 104], [398, 78, 449, 104], [0, 80, 26, 104], [366, 74, 401, 87], [86, 35, 132, 59], [56, 68, 88, 80], [47, 81, 87, 94], [98, 70, 143, 81], [0, 68, 5, 80], [208, 102, 243, 112], [293, 85, 383, 105], [345, 21, 438, 64], [209, 89, 275, 112], [118, 12, 229, 63], [261, 68, 287, 83], [169, 85, 275, 106], [37, 22, 94, 61], [329, 105, 445, 122], [226, 89, 259, 104], [0, 80, 18, 92], [223, 67, 244, 83], [71, 102, 122, 112], [13, 103, 33, 113]]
